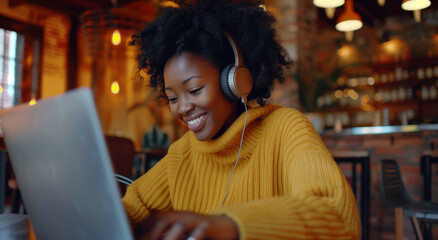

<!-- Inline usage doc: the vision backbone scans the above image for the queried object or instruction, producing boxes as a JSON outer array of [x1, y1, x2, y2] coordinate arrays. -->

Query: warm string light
[[333, 88, 359, 100], [111, 29, 121, 45], [111, 81, 120, 94]]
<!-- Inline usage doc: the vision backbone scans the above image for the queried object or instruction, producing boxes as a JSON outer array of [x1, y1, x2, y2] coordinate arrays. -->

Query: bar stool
[[382, 159, 438, 240], [420, 150, 438, 201], [330, 150, 370, 240]]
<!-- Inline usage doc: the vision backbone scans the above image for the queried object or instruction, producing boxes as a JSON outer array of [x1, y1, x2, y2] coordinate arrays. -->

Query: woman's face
[[164, 52, 238, 141]]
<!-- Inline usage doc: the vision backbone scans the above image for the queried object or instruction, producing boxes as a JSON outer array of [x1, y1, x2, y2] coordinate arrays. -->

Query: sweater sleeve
[[122, 157, 172, 224], [213, 111, 361, 239]]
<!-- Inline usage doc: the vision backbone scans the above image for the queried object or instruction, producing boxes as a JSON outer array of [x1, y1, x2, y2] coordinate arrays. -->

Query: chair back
[[105, 135, 135, 178], [381, 159, 413, 208], [105, 135, 135, 196]]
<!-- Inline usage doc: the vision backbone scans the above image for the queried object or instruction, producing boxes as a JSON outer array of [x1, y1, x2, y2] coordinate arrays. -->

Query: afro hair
[[130, 0, 291, 105]]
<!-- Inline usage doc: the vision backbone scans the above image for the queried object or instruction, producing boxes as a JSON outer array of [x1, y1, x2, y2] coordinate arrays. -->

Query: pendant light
[[377, 0, 385, 6], [401, 0, 431, 22], [401, 0, 431, 10], [335, 0, 363, 41], [313, 0, 345, 19]]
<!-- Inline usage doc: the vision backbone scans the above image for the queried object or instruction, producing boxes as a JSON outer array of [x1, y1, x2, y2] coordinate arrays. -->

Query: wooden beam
[[8, 0, 141, 16], [67, 17, 78, 90], [8, 0, 87, 16]]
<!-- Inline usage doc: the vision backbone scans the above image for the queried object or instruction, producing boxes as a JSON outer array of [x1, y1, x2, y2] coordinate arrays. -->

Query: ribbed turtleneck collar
[[188, 104, 281, 159]]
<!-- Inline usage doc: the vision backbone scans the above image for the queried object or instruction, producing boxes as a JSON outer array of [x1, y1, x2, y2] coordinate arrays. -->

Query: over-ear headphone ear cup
[[220, 64, 238, 101]]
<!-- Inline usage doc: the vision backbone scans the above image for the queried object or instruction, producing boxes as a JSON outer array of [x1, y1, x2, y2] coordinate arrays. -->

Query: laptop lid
[[0, 88, 133, 240]]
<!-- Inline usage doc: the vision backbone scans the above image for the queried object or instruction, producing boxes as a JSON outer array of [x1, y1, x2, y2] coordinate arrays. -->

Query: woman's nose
[[177, 98, 194, 115]]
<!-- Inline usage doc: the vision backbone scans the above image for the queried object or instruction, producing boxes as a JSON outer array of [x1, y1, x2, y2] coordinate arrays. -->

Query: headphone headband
[[223, 31, 245, 67]]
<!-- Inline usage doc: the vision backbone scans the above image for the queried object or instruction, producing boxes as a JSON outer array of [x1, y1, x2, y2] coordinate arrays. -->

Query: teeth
[[188, 114, 205, 125]]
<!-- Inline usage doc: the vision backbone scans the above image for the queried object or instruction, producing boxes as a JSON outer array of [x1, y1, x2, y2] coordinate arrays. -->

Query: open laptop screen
[[0, 88, 133, 240]]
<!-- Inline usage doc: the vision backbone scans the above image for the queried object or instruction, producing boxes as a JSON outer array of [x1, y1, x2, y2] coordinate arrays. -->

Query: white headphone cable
[[221, 97, 248, 207]]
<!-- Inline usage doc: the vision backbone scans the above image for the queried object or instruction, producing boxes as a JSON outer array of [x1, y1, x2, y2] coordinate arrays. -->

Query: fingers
[[148, 212, 176, 240], [162, 222, 185, 240], [148, 212, 194, 240], [145, 211, 237, 240], [187, 221, 208, 240]]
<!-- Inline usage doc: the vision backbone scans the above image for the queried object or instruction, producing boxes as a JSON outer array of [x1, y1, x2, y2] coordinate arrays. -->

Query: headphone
[[220, 32, 253, 103], [220, 32, 252, 206]]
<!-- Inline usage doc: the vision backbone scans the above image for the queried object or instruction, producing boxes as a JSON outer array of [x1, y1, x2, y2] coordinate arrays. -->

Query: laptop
[[0, 88, 134, 240]]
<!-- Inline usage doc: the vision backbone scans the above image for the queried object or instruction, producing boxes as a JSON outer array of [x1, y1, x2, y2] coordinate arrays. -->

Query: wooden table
[[0, 214, 35, 240]]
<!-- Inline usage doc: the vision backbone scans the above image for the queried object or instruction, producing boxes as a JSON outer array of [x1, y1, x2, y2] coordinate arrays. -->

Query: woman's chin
[[193, 129, 215, 141]]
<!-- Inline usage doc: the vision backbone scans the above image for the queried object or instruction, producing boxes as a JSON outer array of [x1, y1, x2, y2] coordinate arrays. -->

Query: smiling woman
[[122, 0, 361, 239]]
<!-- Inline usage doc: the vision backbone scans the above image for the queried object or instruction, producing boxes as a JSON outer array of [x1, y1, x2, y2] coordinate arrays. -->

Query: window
[[0, 28, 24, 109], [0, 15, 43, 109]]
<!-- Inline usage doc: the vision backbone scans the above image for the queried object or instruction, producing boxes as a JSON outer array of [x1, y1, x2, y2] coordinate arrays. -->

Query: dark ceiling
[[7, 0, 435, 28], [8, 0, 141, 16]]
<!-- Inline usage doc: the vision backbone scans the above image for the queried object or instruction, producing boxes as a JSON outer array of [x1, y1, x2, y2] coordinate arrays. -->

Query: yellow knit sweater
[[122, 105, 361, 239]]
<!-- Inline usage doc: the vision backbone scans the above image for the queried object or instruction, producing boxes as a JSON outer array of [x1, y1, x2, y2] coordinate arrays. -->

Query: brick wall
[[266, 0, 317, 111], [322, 130, 438, 239]]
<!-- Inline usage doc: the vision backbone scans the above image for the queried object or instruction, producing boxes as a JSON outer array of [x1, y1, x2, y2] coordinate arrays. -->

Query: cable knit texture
[[122, 105, 361, 239]]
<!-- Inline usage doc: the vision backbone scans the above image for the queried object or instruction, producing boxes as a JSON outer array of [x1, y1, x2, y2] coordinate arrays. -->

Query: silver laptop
[[0, 88, 133, 240]]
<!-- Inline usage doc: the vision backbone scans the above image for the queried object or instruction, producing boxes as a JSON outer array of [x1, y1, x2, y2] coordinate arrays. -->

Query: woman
[[122, 0, 360, 239]]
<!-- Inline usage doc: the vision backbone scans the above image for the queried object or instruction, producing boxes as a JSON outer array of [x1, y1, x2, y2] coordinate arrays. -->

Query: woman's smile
[[185, 113, 207, 132]]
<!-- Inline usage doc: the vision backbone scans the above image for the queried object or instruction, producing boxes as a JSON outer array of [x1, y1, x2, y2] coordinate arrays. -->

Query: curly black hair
[[130, 0, 291, 105]]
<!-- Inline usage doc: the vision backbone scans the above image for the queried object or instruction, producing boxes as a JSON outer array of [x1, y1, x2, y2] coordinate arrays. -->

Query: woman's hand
[[133, 210, 239, 240]]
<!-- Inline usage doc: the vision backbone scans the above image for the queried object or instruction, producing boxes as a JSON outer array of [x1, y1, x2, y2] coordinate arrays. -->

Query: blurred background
[[1, 0, 438, 239]]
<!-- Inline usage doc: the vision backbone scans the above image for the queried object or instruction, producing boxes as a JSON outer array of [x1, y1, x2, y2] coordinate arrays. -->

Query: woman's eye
[[168, 97, 178, 104], [189, 87, 203, 95]]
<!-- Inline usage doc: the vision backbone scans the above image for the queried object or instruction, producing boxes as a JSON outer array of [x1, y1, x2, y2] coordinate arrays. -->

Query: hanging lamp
[[313, 0, 345, 19], [377, 0, 385, 6], [401, 0, 431, 22], [335, 0, 363, 41]]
